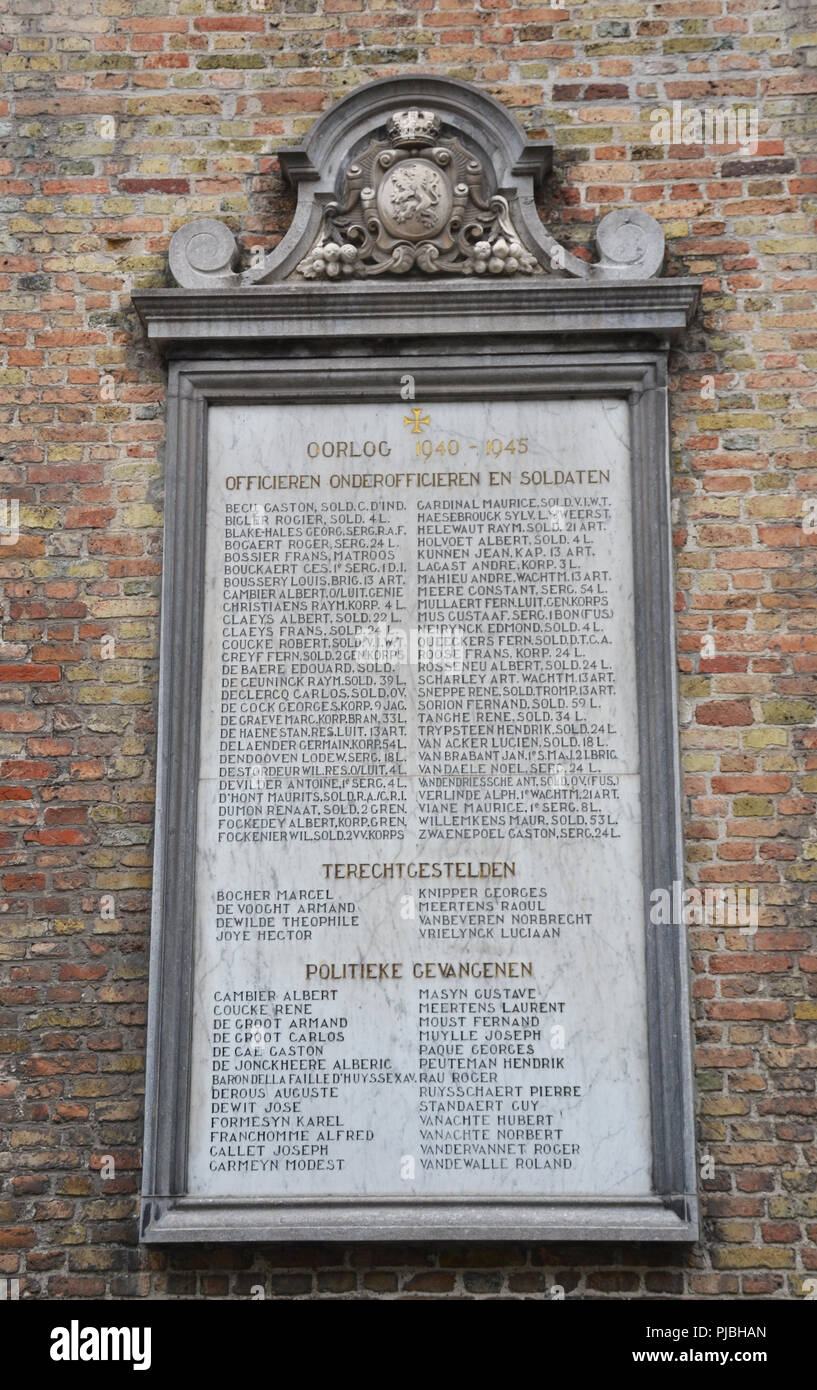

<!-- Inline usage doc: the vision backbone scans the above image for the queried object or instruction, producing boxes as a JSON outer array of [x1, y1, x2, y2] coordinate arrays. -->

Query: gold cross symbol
[[403, 407, 430, 434]]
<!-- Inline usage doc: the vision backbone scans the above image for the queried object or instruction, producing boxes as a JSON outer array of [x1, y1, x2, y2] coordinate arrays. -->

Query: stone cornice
[[133, 276, 700, 354]]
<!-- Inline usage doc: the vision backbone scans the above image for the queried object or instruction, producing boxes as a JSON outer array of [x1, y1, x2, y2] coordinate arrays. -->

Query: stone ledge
[[141, 1194, 699, 1244], [133, 276, 701, 354]]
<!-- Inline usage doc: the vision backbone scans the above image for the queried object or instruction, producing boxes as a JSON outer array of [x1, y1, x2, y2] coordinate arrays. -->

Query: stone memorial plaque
[[188, 396, 651, 1204], [137, 75, 699, 1242]]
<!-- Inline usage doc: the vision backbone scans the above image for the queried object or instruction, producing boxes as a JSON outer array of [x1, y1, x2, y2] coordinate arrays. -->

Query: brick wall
[[1, 0, 815, 1299]]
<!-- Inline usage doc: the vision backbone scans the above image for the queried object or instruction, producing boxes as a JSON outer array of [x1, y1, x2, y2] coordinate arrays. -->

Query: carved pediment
[[166, 76, 667, 289]]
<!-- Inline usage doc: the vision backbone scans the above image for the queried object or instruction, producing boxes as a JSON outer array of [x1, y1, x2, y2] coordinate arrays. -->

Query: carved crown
[[386, 108, 441, 148]]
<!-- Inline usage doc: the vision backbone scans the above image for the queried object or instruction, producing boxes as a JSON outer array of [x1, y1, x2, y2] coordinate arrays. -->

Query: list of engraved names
[[187, 399, 652, 1201]]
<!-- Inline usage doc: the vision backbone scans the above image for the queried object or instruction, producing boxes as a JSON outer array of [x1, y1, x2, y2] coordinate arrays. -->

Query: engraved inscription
[[186, 399, 652, 1202]]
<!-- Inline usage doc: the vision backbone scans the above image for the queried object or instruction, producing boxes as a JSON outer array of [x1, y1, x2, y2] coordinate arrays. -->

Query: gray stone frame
[[137, 318, 700, 1243]]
